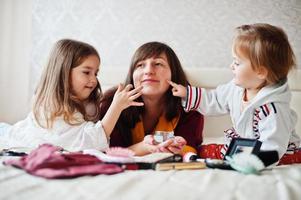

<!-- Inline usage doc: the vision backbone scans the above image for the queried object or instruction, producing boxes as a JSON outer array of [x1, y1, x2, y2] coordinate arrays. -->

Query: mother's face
[[133, 53, 171, 98]]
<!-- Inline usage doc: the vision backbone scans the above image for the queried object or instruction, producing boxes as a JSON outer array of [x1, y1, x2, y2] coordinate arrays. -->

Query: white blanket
[[1, 156, 301, 200]]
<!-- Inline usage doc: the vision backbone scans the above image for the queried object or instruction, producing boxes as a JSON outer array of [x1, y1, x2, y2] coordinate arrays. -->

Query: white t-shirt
[[3, 112, 109, 152]]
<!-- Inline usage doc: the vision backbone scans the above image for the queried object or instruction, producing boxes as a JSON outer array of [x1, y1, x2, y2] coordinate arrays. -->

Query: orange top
[[131, 114, 196, 154]]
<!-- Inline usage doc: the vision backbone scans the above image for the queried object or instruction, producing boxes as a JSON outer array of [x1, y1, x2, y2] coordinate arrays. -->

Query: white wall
[[0, 0, 32, 123], [1, 0, 301, 123]]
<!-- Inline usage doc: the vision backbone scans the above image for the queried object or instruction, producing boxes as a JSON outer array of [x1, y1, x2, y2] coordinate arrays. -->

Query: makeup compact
[[153, 131, 175, 144]]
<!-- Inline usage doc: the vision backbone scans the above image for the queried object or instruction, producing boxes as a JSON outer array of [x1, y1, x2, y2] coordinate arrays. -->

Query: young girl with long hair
[[2, 39, 143, 151]]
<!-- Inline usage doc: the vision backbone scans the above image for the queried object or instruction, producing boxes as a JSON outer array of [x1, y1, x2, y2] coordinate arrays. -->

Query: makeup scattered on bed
[[0, 149, 27, 156]]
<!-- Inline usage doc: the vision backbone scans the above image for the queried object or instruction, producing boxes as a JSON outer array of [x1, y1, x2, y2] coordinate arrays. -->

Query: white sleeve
[[182, 81, 234, 116], [257, 104, 293, 159], [74, 121, 109, 151]]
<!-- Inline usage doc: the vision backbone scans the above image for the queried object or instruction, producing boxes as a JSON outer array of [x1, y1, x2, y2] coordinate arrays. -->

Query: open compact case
[[205, 138, 268, 174], [153, 131, 175, 144]]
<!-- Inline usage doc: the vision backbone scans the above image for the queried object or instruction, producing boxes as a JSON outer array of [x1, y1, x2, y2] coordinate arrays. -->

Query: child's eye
[[155, 62, 163, 66], [234, 61, 239, 66], [83, 71, 90, 75]]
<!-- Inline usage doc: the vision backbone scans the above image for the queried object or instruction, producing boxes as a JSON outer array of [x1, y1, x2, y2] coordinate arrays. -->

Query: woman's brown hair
[[100, 42, 189, 144], [33, 39, 102, 128]]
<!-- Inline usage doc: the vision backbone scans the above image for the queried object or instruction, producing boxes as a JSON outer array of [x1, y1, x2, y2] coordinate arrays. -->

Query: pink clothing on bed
[[4, 144, 123, 178]]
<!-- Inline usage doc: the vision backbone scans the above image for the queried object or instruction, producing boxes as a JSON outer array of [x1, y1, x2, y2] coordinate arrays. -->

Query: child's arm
[[101, 84, 144, 139], [168, 80, 233, 115], [256, 104, 298, 159], [167, 80, 187, 98]]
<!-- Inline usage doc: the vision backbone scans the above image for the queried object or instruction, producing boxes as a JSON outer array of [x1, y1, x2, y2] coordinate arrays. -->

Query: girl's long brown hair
[[33, 39, 102, 128]]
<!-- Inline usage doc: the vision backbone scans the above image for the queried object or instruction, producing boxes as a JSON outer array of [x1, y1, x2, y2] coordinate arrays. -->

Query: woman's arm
[[175, 110, 204, 153], [128, 141, 151, 156]]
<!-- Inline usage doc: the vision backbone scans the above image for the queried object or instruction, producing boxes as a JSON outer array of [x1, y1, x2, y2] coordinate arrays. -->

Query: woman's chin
[[141, 90, 165, 98]]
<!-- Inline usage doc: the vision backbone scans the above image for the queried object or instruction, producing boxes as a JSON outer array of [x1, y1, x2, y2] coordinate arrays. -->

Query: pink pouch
[[4, 144, 123, 178]]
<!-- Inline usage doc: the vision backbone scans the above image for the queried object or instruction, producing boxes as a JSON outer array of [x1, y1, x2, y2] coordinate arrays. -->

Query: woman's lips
[[142, 79, 159, 83]]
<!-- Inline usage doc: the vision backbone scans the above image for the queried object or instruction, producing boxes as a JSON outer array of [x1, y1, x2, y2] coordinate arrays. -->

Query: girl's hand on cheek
[[112, 83, 144, 110], [167, 80, 187, 98]]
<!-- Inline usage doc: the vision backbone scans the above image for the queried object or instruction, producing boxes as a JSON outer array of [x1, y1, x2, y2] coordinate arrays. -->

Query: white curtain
[[0, 0, 32, 123]]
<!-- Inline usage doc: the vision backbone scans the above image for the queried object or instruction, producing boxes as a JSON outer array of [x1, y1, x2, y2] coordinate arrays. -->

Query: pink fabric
[[4, 144, 123, 178]]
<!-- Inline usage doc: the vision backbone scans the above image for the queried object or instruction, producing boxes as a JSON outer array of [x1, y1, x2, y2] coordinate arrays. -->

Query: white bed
[[1, 156, 301, 200], [1, 68, 301, 200]]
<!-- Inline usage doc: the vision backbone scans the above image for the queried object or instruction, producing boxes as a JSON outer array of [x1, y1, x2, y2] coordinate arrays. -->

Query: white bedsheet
[[1, 156, 301, 200]]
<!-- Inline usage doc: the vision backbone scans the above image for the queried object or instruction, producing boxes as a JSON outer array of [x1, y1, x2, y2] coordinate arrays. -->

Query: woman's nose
[[144, 63, 155, 74]]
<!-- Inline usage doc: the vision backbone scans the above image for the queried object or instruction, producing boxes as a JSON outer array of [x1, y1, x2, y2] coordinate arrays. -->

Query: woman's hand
[[167, 80, 187, 98], [143, 135, 187, 154], [165, 136, 187, 154], [112, 83, 144, 110]]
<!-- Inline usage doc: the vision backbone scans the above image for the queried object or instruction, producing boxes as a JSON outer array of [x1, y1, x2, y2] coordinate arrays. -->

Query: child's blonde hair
[[33, 39, 102, 128], [233, 23, 296, 84]]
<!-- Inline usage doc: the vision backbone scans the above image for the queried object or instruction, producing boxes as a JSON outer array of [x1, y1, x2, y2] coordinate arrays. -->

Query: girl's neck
[[244, 88, 261, 102]]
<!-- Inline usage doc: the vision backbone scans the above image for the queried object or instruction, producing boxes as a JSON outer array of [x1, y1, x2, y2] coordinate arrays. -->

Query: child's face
[[132, 53, 172, 98], [70, 55, 100, 101], [230, 48, 266, 90]]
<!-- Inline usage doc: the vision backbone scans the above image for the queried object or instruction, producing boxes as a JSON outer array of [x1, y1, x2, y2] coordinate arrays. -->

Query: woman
[[99, 42, 204, 156]]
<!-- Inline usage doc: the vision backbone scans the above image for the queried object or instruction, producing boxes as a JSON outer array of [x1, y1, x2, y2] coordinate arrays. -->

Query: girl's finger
[[124, 84, 133, 92], [127, 85, 143, 96], [117, 83, 124, 92], [129, 92, 142, 100], [130, 101, 144, 107], [166, 80, 177, 87]]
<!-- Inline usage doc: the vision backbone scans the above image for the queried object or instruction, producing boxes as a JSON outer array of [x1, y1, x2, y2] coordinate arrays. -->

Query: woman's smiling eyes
[[135, 60, 165, 68], [155, 62, 163, 66]]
